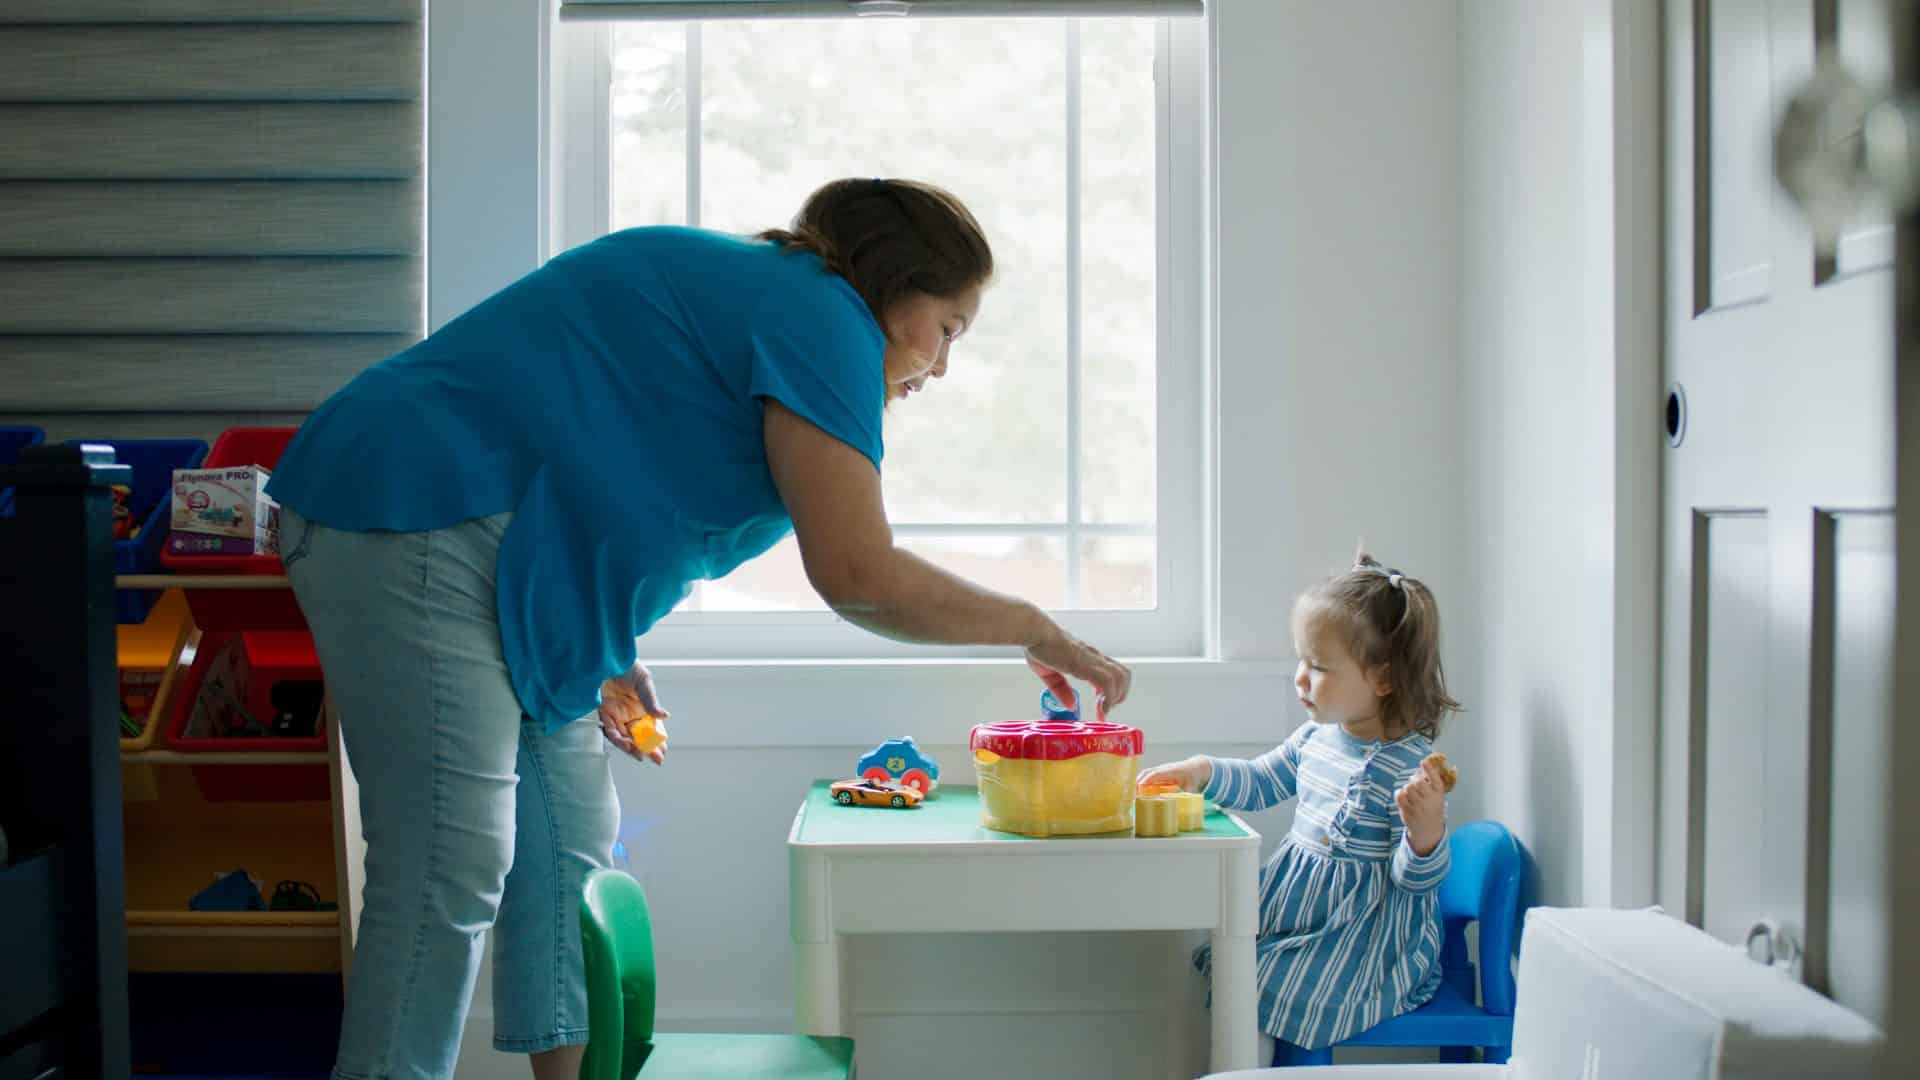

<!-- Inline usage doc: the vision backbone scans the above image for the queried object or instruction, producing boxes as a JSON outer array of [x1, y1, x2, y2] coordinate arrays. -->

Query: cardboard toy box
[[167, 465, 279, 557]]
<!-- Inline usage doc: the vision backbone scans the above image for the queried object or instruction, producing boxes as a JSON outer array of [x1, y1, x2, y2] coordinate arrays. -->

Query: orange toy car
[[830, 778, 925, 809]]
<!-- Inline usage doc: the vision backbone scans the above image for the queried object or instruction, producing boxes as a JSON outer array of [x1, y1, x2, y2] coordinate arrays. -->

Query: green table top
[[789, 780, 1258, 848]]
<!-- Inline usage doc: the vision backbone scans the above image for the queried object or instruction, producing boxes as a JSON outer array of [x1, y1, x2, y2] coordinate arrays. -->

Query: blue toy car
[[856, 736, 941, 795]]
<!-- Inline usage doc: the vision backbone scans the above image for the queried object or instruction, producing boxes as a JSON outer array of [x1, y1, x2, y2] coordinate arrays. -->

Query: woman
[[266, 178, 1133, 1078]]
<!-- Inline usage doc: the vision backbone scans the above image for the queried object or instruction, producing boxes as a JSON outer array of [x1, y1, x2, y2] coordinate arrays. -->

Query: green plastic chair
[[579, 868, 856, 1080]]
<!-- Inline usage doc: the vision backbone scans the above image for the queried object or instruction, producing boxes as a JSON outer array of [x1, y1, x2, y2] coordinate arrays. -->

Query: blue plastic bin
[[67, 437, 210, 623], [0, 425, 46, 518]]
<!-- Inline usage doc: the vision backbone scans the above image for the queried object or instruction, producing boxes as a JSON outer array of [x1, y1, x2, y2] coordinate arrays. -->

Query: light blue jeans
[[282, 507, 619, 1078]]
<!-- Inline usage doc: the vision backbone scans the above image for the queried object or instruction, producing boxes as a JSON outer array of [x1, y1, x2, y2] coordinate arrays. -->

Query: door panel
[[1814, 510, 1893, 1023], [1702, 0, 1777, 309], [1660, 0, 1893, 1019], [1692, 510, 1772, 944]]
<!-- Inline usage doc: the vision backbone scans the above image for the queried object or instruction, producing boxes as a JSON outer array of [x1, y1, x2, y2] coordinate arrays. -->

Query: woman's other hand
[[598, 663, 669, 765]]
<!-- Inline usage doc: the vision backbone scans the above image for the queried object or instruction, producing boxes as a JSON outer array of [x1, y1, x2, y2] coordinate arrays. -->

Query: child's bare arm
[[1139, 724, 1311, 810], [1136, 756, 1212, 794], [1146, 743, 1301, 814]]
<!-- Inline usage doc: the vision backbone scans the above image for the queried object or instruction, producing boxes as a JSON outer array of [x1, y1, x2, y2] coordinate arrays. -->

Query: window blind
[[0, 0, 425, 436]]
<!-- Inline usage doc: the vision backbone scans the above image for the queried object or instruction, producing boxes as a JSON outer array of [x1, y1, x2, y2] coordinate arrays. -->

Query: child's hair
[[759, 177, 994, 323], [1293, 547, 1462, 740]]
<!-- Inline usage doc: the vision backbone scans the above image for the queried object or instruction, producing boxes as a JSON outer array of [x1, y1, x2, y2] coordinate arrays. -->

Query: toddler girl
[[1138, 552, 1462, 1065]]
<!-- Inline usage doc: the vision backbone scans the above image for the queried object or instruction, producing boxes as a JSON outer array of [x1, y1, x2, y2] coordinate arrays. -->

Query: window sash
[[548, 13, 1210, 659]]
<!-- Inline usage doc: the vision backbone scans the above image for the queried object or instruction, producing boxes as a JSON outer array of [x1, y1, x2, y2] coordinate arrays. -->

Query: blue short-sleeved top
[[266, 227, 886, 731]]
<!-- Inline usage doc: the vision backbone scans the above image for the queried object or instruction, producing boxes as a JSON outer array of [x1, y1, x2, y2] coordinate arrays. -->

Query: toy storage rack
[[115, 573, 362, 980]]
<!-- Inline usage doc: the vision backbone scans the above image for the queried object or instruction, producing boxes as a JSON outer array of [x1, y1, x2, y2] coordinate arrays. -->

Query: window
[[550, 10, 1209, 659]]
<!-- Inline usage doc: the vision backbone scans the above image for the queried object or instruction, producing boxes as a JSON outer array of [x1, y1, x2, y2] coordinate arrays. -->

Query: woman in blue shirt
[[267, 178, 1133, 1078]]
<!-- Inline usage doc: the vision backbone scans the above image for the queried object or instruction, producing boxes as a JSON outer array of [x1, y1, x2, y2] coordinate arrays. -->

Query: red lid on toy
[[969, 719, 1143, 761]]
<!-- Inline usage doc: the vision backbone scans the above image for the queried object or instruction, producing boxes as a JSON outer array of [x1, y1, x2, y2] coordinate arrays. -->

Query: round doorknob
[[1860, 95, 1920, 214], [1776, 54, 1886, 237]]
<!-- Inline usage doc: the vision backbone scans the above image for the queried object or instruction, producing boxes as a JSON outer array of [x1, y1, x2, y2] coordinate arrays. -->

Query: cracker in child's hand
[[1424, 752, 1458, 792]]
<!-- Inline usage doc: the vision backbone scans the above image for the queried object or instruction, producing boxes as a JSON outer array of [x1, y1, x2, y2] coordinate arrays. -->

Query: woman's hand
[[1025, 628, 1131, 721], [598, 663, 669, 765], [1395, 758, 1448, 856], [1136, 755, 1212, 795], [764, 401, 1139, 699]]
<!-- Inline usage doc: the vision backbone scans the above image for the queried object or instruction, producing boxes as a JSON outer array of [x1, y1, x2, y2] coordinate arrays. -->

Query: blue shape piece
[[189, 869, 265, 912], [1039, 689, 1078, 721], [854, 736, 941, 793]]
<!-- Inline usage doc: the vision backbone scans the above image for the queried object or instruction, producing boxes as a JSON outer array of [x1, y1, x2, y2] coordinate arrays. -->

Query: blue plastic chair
[[1274, 820, 1528, 1067]]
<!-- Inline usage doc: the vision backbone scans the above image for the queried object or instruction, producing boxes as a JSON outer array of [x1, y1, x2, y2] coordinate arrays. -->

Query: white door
[[1658, 0, 1895, 1025]]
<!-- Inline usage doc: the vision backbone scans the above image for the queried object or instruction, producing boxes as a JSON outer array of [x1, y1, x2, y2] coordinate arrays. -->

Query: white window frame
[[547, 11, 1212, 661]]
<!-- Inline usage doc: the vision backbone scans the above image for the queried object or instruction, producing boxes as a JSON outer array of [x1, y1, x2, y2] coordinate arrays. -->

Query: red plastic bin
[[165, 629, 329, 802], [159, 426, 306, 630]]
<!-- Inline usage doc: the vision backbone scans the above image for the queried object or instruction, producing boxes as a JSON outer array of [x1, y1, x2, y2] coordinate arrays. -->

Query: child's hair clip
[[1356, 557, 1407, 590]]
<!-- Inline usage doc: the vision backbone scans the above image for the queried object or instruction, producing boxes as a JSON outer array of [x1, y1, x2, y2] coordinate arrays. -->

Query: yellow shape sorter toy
[[970, 713, 1144, 837]]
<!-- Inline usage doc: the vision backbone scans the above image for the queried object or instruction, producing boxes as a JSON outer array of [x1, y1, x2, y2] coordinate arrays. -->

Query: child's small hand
[[1395, 758, 1448, 856], [1136, 756, 1212, 795]]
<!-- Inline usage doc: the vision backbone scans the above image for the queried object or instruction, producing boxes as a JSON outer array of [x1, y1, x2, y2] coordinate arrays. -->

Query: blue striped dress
[[1195, 721, 1450, 1050]]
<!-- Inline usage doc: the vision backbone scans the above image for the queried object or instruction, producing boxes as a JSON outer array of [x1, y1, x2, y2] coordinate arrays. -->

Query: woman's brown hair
[[759, 178, 993, 322], [1293, 547, 1463, 740]]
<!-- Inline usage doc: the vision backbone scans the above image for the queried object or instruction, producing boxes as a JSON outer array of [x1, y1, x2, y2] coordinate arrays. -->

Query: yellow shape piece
[[1134, 794, 1178, 837], [1175, 791, 1205, 832], [627, 712, 668, 754], [604, 677, 668, 755], [975, 750, 1137, 837]]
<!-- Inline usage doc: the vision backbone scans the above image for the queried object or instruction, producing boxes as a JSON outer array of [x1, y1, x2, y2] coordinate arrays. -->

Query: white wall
[[435, 1, 1464, 1076], [1215, 0, 1466, 661], [1454, 0, 1658, 911], [1455, 0, 1587, 912]]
